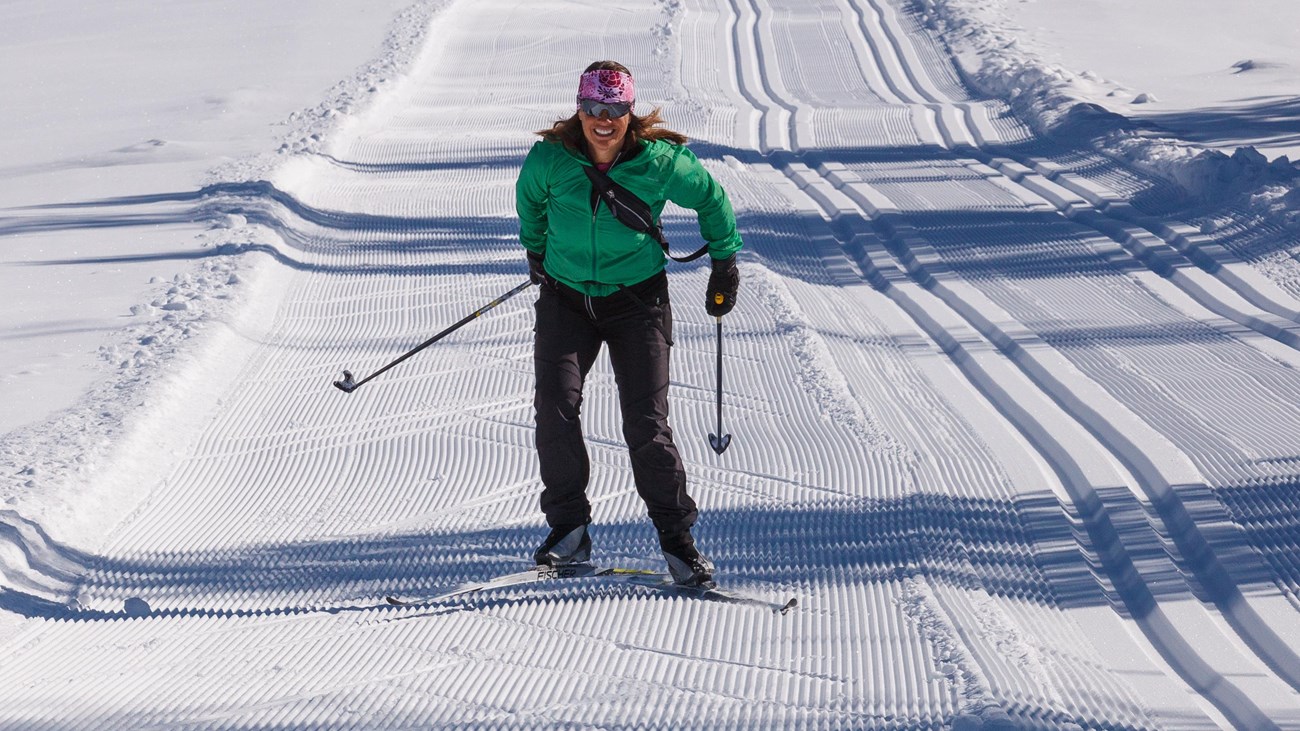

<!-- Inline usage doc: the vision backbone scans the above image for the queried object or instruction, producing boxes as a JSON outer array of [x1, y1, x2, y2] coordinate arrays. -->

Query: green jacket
[[516, 137, 743, 297]]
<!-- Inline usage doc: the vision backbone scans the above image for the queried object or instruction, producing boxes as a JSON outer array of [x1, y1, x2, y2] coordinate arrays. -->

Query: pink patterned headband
[[577, 69, 636, 106]]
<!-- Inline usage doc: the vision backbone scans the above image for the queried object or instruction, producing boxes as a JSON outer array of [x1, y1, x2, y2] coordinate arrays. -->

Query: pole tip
[[333, 370, 357, 393], [708, 433, 732, 455]]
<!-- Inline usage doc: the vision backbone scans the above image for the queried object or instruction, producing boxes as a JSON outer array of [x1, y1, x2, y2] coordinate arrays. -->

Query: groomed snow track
[[3, 0, 1300, 728]]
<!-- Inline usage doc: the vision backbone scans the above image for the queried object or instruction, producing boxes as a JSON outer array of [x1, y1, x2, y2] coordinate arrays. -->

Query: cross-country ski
[[383, 564, 798, 615]]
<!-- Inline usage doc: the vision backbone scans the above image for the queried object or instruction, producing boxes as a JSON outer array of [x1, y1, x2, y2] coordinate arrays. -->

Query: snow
[[0, 0, 418, 434], [3, 0, 1300, 728], [1007, 0, 1300, 160]]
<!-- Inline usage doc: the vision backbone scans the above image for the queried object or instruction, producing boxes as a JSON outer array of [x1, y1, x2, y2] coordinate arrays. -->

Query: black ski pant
[[533, 271, 697, 537]]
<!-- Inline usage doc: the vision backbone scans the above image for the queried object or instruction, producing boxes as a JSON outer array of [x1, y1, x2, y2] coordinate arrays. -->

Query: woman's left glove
[[705, 255, 739, 317], [527, 250, 547, 285]]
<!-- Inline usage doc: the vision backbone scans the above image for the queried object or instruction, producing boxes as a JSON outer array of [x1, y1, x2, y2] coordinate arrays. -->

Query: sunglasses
[[578, 97, 633, 119]]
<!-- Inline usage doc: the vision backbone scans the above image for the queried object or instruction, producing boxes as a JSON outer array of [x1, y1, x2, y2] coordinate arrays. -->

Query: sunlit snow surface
[[2, 0, 1300, 728]]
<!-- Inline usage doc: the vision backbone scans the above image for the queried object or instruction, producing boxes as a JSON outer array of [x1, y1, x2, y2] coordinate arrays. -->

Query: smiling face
[[579, 107, 630, 164]]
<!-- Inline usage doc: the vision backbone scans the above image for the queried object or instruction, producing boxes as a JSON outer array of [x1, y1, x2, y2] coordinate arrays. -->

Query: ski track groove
[[3, 0, 1299, 728], [754, 62, 1196, 731], [797, 158, 1300, 726], [726, 0, 1300, 724], [842, 145, 1300, 658], [852, 0, 1300, 681], [852, 0, 1300, 336]]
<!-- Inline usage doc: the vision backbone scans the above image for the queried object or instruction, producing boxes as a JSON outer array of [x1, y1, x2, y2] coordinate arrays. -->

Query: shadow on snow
[[3, 136, 1298, 632], [2, 479, 1297, 626], [1136, 95, 1300, 155]]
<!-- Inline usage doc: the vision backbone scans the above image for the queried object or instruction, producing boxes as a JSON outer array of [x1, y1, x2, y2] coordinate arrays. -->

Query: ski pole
[[708, 312, 732, 454], [333, 280, 532, 394]]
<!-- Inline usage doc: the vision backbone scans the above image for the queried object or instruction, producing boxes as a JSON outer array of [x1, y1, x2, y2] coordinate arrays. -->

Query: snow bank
[[212, 0, 453, 184], [916, 0, 1300, 206], [0, 1, 452, 560]]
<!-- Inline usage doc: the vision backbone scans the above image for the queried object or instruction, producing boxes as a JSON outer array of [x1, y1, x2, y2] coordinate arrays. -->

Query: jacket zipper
[[590, 201, 599, 285], [587, 151, 623, 289], [607, 193, 654, 231]]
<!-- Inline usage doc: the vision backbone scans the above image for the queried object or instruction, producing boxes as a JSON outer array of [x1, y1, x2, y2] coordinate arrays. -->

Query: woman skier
[[516, 60, 742, 586]]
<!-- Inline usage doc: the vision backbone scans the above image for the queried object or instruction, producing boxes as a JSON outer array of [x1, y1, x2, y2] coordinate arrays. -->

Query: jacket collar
[[563, 138, 655, 167]]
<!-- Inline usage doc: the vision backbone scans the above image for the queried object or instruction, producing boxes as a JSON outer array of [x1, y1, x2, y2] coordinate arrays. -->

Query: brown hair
[[536, 60, 688, 154]]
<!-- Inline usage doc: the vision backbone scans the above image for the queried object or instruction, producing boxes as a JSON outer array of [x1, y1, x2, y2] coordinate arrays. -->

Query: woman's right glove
[[527, 250, 547, 285], [705, 255, 739, 317]]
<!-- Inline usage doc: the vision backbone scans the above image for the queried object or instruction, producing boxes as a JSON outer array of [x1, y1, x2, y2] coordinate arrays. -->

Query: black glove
[[527, 250, 547, 285], [705, 255, 739, 317]]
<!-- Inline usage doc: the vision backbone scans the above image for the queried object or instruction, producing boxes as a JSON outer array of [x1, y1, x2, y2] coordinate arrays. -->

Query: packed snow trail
[[3, 0, 1300, 728]]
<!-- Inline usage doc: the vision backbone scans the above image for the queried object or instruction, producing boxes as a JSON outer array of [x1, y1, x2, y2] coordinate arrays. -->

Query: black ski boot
[[533, 524, 592, 566], [659, 530, 715, 588]]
